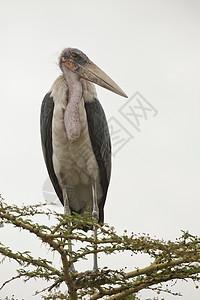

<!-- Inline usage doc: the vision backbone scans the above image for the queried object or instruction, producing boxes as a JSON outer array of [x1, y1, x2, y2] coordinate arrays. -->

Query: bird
[[40, 48, 127, 271]]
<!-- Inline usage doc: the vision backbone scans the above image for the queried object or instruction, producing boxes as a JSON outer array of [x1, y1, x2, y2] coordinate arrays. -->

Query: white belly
[[52, 99, 100, 186], [51, 79, 102, 212]]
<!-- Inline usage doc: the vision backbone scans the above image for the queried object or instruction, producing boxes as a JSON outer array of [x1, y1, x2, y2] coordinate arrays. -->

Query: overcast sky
[[1, 0, 200, 299]]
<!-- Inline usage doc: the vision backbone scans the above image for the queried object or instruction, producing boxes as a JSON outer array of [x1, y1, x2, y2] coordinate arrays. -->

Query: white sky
[[0, 0, 200, 299]]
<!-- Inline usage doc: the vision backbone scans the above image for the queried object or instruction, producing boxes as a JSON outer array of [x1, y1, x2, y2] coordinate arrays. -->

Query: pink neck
[[63, 68, 82, 142]]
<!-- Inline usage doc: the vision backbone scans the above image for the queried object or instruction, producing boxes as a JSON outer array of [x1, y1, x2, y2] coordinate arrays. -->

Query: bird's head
[[59, 48, 128, 98]]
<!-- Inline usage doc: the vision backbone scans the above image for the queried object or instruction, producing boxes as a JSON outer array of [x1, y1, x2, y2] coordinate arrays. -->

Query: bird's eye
[[61, 56, 67, 62]]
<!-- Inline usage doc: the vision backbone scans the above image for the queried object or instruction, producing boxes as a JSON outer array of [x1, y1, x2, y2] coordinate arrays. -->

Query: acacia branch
[[0, 210, 78, 300], [91, 263, 200, 300], [125, 255, 200, 279], [0, 245, 62, 277], [1, 198, 200, 300], [107, 266, 200, 300], [0, 211, 60, 250]]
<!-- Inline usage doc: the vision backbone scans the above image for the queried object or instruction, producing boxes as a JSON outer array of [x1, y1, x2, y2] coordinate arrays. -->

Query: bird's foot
[[92, 209, 99, 221], [93, 266, 99, 273]]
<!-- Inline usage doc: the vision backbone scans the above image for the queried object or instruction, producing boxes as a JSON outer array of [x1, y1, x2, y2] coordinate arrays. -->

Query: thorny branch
[[1, 196, 200, 300]]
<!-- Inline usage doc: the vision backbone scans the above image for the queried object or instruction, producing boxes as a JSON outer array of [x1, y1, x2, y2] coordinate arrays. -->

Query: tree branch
[[0, 245, 62, 277], [1, 198, 200, 300]]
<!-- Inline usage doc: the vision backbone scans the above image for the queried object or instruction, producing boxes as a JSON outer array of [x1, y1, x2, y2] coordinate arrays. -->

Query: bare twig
[[0, 274, 22, 291]]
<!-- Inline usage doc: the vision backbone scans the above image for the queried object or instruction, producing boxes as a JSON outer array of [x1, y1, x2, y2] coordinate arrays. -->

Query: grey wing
[[40, 93, 63, 204], [85, 98, 111, 224]]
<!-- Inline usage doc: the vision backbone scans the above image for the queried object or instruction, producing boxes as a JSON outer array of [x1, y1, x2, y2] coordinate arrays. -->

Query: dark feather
[[85, 98, 111, 224], [40, 93, 64, 204]]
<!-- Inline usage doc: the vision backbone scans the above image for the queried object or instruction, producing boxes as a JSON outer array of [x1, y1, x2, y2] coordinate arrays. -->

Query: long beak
[[75, 60, 128, 98]]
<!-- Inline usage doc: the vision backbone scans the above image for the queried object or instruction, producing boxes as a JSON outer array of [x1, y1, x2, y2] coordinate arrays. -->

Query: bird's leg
[[63, 192, 71, 216], [92, 179, 99, 272], [62, 189, 76, 273]]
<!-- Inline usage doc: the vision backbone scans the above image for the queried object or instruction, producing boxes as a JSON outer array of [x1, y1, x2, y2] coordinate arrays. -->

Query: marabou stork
[[40, 48, 127, 271]]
